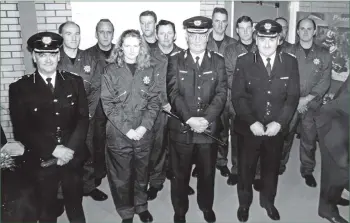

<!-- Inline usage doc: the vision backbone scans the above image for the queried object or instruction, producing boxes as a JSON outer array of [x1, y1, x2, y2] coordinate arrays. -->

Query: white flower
[[143, 76, 150, 85], [84, 65, 91, 73], [313, 58, 320, 65]]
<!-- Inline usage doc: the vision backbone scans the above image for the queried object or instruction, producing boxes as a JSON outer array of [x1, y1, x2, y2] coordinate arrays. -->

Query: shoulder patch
[[170, 50, 181, 57], [286, 52, 296, 58], [21, 73, 33, 79], [213, 51, 223, 57], [238, 52, 247, 58], [61, 70, 79, 76]]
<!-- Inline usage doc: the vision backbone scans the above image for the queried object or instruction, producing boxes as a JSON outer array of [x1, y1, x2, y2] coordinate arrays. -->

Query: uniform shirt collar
[[259, 52, 276, 68], [38, 71, 57, 88], [190, 50, 206, 66]]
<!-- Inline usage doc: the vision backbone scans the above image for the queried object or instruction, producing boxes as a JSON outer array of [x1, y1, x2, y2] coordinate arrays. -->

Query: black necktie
[[46, 78, 54, 93], [266, 58, 271, 76], [195, 56, 200, 70]]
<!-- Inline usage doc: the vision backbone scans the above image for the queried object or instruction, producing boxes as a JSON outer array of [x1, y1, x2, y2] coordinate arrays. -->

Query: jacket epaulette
[[170, 50, 182, 57], [61, 70, 79, 76], [21, 73, 34, 79], [286, 52, 296, 58], [238, 52, 247, 58], [212, 51, 223, 57]]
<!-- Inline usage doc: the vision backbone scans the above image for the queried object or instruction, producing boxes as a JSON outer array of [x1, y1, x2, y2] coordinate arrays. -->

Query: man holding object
[[9, 32, 88, 223]]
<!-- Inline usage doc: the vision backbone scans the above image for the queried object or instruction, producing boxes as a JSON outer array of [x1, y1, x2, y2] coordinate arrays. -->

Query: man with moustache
[[167, 16, 227, 223], [58, 21, 108, 202], [147, 20, 195, 201], [195, 7, 237, 179], [139, 10, 158, 48], [83, 18, 115, 195], [223, 16, 260, 188], [281, 18, 331, 187], [232, 19, 299, 222], [9, 32, 88, 223]]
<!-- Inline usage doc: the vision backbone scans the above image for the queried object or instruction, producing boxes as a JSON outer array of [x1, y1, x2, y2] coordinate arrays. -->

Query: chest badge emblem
[[84, 65, 91, 73], [143, 76, 150, 85], [313, 58, 320, 65]]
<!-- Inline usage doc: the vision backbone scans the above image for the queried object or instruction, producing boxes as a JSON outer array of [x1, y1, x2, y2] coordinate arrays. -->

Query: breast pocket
[[274, 78, 289, 96], [29, 101, 49, 116], [61, 94, 77, 109], [201, 70, 217, 93], [138, 89, 149, 110], [178, 70, 192, 93], [245, 76, 260, 94]]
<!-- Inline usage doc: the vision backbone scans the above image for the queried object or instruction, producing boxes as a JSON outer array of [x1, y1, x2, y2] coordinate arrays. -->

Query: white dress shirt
[[39, 71, 57, 88], [190, 50, 206, 66], [259, 52, 277, 68]]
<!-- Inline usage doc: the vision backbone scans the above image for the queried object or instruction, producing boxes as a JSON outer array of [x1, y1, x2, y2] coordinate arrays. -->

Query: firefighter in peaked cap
[[231, 19, 300, 222], [166, 16, 227, 223], [9, 31, 88, 223]]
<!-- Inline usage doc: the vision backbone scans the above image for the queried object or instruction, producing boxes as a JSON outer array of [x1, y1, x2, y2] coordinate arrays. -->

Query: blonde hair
[[106, 29, 150, 69]]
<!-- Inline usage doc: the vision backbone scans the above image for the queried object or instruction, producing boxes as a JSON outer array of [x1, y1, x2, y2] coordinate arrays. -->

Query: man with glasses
[[194, 7, 237, 180], [167, 16, 227, 223]]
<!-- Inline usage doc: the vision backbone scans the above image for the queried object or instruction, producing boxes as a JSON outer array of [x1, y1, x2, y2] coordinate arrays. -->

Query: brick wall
[[200, 0, 225, 18], [1, 2, 24, 139], [0, 1, 72, 140], [36, 1, 72, 33], [299, 1, 350, 13]]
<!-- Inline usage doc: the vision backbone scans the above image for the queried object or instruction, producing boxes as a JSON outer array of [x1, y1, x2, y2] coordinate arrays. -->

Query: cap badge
[[194, 20, 202, 26], [42, 36, 52, 45], [264, 23, 272, 30]]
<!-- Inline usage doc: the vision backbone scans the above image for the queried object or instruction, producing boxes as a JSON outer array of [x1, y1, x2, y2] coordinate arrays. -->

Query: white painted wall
[[71, 2, 201, 50]]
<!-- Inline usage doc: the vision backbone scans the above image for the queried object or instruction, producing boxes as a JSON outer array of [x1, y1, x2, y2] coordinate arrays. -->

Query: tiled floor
[[58, 137, 349, 223]]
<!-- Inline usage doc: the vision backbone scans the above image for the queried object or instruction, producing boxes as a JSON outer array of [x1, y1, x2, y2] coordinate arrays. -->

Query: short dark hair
[[139, 10, 157, 23], [296, 17, 316, 30], [212, 7, 228, 18], [275, 17, 288, 24], [58, 21, 80, 34], [156, 20, 176, 34], [96, 19, 114, 33], [236, 16, 253, 28]]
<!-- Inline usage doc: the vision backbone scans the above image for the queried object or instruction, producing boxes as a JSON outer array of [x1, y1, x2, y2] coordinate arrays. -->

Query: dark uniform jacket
[[277, 40, 293, 53], [207, 32, 237, 55], [150, 44, 182, 106], [231, 51, 300, 135], [166, 49, 227, 143], [224, 41, 257, 115], [82, 44, 115, 118], [9, 70, 89, 168], [84, 43, 115, 65], [57, 48, 98, 118], [291, 43, 332, 109], [315, 77, 349, 170], [101, 62, 161, 136]]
